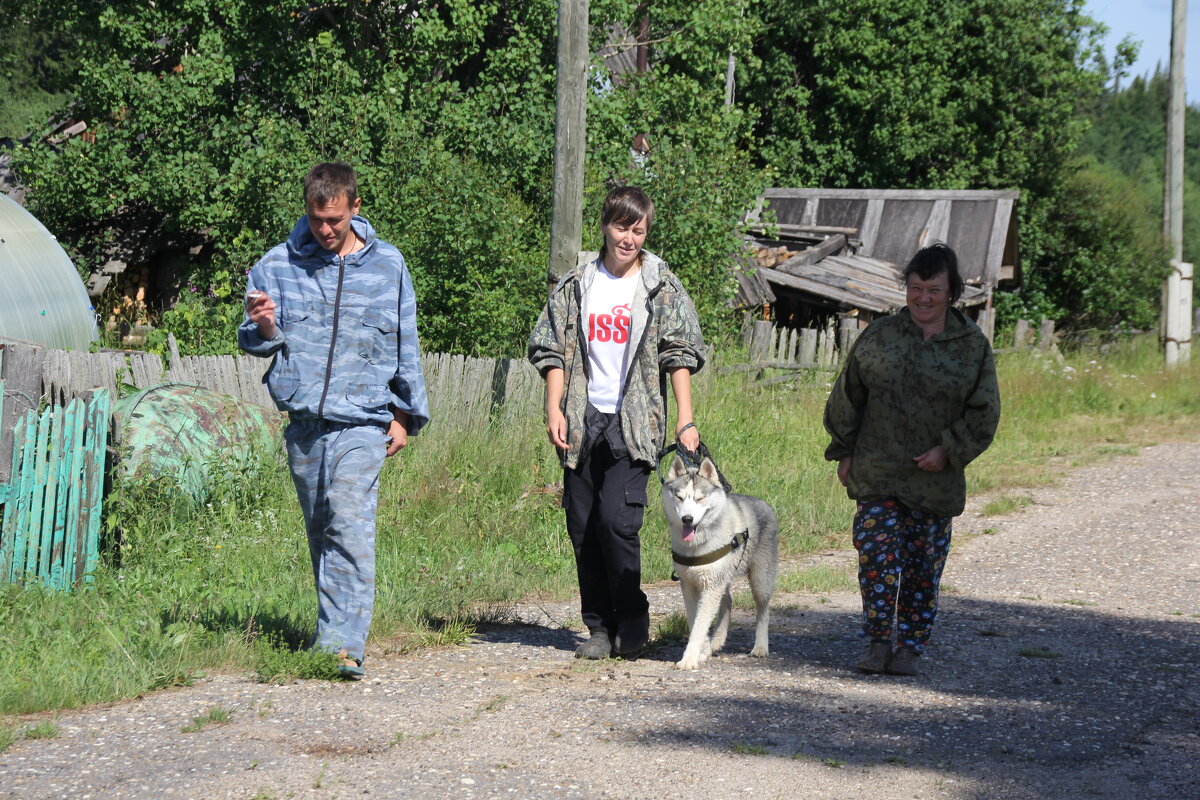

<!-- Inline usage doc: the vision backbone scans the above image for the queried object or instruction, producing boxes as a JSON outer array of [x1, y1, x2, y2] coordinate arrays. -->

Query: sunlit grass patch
[[776, 564, 856, 594], [982, 494, 1034, 516], [181, 706, 233, 733], [654, 612, 689, 644]]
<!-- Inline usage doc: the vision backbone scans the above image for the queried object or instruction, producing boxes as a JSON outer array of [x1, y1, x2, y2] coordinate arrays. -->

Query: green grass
[[776, 564, 857, 594], [0, 334, 1196, 718], [181, 706, 233, 733], [654, 612, 689, 644], [730, 741, 768, 755], [21, 721, 58, 740], [981, 494, 1034, 516], [0, 725, 16, 753], [1017, 647, 1062, 659]]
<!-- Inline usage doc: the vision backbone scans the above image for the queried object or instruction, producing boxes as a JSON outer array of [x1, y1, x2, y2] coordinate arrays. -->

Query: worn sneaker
[[885, 647, 920, 676], [575, 628, 613, 659], [856, 642, 893, 674], [613, 613, 650, 655]]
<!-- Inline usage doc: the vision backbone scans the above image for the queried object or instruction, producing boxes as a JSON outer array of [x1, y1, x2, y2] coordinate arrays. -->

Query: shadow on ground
[[482, 595, 1200, 800]]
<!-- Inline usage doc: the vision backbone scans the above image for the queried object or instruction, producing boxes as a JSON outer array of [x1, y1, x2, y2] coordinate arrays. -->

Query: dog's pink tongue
[[682, 525, 696, 542]]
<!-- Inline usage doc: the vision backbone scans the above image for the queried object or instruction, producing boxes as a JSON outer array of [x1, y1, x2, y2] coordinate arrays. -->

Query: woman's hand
[[837, 456, 852, 486], [913, 445, 947, 472], [547, 407, 568, 450], [676, 423, 700, 453]]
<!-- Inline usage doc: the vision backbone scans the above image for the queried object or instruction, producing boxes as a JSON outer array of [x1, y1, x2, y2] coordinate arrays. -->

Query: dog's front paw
[[750, 643, 769, 658], [676, 653, 702, 670]]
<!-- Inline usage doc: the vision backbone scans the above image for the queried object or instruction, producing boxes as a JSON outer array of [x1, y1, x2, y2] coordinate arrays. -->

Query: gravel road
[[2, 440, 1198, 800]]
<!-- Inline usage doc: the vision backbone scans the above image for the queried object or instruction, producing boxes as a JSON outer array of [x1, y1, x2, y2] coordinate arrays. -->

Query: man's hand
[[247, 291, 277, 339], [837, 456, 852, 487], [386, 418, 408, 457], [913, 445, 947, 472]]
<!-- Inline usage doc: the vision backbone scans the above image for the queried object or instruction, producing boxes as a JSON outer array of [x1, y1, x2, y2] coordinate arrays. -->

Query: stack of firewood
[[751, 245, 801, 269]]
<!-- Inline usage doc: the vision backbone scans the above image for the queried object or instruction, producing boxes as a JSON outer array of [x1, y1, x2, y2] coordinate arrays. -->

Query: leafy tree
[[1078, 68, 1200, 296], [11, 0, 766, 356], [0, 7, 72, 139], [741, 0, 1172, 333]]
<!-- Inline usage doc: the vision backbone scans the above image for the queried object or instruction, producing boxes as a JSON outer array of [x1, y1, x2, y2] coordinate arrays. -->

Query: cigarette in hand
[[246, 291, 264, 306]]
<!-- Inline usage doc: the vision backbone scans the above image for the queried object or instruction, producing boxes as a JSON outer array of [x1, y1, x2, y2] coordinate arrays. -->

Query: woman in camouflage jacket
[[528, 187, 706, 659], [824, 243, 1000, 676]]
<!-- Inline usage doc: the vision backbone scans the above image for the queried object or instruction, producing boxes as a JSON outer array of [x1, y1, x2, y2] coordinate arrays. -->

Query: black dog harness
[[671, 529, 750, 567]]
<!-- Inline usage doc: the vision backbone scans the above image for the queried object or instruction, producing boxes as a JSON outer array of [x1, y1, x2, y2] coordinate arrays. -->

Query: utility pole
[[547, 0, 589, 287], [1163, 0, 1191, 367]]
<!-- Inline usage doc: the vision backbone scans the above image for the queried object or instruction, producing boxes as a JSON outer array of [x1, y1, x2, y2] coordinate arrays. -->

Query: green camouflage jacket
[[528, 251, 706, 468], [824, 307, 1000, 517]]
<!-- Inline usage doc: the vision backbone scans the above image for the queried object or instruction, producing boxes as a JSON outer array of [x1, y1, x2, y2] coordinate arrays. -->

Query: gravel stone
[[2, 440, 1197, 799]]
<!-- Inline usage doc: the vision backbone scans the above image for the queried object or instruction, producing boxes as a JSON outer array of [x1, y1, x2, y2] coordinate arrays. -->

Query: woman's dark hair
[[601, 186, 654, 230], [902, 243, 963, 303]]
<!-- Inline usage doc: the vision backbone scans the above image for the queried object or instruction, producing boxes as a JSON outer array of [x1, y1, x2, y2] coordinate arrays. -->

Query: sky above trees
[[1086, 0, 1200, 99]]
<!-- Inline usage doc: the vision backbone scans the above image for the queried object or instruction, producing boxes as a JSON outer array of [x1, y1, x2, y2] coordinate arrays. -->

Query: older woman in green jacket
[[824, 243, 1000, 676]]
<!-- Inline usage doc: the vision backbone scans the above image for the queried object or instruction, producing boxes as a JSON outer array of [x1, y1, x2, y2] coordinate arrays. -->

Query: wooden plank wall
[[0, 342, 544, 480]]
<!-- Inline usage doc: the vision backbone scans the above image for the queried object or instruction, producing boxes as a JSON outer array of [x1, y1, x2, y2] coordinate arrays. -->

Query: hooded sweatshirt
[[824, 307, 1000, 517], [238, 215, 430, 433]]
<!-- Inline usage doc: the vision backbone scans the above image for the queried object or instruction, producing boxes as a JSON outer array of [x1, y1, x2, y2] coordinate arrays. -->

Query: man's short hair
[[903, 243, 964, 303], [304, 162, 358, 208]]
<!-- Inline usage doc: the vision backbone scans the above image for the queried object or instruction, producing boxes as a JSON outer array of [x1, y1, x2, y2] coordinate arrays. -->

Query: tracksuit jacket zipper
[[316, 255, 347, 420]]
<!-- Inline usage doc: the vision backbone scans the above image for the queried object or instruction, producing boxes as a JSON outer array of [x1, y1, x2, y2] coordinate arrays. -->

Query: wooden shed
[[737, 188, 1020, 340]]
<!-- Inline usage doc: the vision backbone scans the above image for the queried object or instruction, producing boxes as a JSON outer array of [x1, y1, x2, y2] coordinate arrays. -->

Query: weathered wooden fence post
[[749, 320, 773, 364], [1037, 318, 1056, 350], [1013, 319, 1031, 349]]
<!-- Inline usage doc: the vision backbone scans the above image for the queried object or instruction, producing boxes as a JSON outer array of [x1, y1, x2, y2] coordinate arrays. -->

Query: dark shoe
[[886, 648, 920, 676], [613, 613, 650, 655], [856, 642, 893, 674], [575, 628, 613, 659]]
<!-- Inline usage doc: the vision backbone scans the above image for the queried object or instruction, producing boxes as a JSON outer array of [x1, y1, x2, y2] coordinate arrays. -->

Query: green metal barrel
[[111, 383, 283, 502]]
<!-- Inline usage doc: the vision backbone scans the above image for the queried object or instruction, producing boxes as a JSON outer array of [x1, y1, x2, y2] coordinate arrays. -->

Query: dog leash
[[658, 432, 738, 580], [655, 437, 733, 491]]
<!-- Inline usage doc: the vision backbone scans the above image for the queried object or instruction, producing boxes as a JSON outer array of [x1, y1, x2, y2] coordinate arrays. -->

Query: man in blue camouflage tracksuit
[[239, 162, 430, 677]]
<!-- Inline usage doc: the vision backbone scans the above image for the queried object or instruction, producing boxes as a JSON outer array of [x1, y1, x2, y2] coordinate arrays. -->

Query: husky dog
[[662, 455, 778, 670]]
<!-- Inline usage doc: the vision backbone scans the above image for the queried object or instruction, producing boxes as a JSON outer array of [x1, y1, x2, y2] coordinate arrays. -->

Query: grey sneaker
[[856, 642, 893, 674], [886, 648, 920, 676], [575, 628, 613, 659], [613, 613, 650, 655]]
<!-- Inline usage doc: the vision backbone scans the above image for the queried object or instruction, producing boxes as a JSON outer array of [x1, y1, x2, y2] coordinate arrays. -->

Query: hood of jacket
[[285, 215, 378, 263]]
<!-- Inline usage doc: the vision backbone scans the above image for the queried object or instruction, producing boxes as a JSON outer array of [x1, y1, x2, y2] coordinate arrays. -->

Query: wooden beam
[[547, 0, 589, 286]]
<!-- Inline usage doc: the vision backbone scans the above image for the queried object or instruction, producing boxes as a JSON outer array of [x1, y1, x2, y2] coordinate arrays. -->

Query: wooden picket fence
[[0, 383, 110, 589]]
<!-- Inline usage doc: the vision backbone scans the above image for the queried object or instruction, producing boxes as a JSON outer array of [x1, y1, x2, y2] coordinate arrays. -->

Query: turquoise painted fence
[[0, 382, 110, 589]]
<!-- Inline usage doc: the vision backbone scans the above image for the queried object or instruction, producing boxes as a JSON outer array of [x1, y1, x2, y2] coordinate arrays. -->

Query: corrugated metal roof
[[0, 193, 98, 350]]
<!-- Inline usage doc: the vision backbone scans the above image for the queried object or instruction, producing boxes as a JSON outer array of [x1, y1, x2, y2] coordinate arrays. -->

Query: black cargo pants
[[562, 404, 651, 633]]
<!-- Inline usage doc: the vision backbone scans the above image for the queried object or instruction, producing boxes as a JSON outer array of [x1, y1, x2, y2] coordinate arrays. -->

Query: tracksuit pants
[[562, 407, 651, 633], [285, 419, 389, 663], [852, 497, 953, 654]]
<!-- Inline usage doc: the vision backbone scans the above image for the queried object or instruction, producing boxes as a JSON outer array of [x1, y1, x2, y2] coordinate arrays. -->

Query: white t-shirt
[[585, 263, 639, 413]]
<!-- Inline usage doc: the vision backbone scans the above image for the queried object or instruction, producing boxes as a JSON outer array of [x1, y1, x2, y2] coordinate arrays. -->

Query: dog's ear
[[667, 454, 688, 480], [698, 457, 720, 485]]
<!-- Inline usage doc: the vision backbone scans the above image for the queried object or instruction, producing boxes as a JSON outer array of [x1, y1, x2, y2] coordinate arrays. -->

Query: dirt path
[[3, 440, 1199, 800]]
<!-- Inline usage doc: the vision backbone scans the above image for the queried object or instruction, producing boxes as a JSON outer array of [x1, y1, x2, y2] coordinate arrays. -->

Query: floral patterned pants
[[852, 498, 953, 654]]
